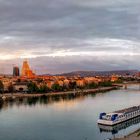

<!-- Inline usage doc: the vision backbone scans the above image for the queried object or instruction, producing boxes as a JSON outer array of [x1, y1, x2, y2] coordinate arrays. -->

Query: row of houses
[[0, 75, 119, 92], [42, 75, 118, 88]]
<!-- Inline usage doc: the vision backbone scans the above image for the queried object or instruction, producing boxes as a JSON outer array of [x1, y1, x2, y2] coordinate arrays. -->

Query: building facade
[[13, 66, 20, 77]]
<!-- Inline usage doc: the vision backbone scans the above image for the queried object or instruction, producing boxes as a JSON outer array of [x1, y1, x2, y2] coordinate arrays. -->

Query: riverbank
[[115, 129, 140, 140], [0, 86, 119, 101]]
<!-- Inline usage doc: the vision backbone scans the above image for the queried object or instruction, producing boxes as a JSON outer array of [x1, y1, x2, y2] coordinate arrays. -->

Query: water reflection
[[0, 87, 140, 140], [0, 94, 87, 111]]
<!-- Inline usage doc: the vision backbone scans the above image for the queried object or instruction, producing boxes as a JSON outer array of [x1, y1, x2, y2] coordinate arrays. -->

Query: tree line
[[0, 80, 113, 94]]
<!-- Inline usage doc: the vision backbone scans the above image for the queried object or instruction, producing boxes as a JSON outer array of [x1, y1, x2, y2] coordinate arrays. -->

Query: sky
[[0, 0, 140, 74]]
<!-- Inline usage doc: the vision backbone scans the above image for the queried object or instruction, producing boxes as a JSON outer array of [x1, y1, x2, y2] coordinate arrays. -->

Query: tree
[[88, 82, 98, 89], [27, 82, 39, 93], [62, 84, 69, 91], [69, 81, 77, 89], [38, 84, 50, 93], [8, 84, 14, 93], [51, 83, 62, 91], [0, 80, 4, 94], [115, 78, 123, 83], [99, 81, 112, 87]]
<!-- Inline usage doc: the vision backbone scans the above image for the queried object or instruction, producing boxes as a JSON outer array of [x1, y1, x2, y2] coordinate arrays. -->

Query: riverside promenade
[[0, 86, 119, 101], [115, 129, 140, 140]]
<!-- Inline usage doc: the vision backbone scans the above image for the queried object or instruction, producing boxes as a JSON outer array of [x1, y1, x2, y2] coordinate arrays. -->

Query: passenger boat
[[98, 115, 140, 134], [97, 105, 140, 126]]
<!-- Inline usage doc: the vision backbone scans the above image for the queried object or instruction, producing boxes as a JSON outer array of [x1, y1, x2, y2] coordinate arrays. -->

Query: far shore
[[0, 86, 119, 101]]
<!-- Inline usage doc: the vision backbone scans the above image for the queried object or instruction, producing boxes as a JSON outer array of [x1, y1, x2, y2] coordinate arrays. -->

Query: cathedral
[[21, 60, 35, 77]]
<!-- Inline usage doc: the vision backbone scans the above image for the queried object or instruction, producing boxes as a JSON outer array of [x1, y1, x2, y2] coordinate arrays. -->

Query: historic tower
[[21, 60, 35, 77]]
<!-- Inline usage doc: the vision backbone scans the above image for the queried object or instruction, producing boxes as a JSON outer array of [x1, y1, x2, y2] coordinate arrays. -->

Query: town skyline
[[0, 59, 140, 75]]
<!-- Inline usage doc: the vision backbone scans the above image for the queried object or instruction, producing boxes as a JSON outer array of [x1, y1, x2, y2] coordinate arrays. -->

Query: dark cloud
[[0, 0, 140, 74]]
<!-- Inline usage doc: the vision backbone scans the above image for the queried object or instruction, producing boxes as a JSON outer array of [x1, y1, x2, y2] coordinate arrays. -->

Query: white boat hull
[[98, 106, 140, 126]]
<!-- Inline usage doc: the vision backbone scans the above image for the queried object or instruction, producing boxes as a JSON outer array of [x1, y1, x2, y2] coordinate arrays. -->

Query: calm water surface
[[0, 85, 140, 140]]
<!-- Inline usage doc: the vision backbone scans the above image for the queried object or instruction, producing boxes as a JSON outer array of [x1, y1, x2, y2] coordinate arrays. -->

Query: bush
[[99, 81, 112, 87], [38, 85, 50, 93], [88, 82, 98, 89], [0, 80, 4, 93], [51, 83, 63, 92], [27, 82, 39, 93]]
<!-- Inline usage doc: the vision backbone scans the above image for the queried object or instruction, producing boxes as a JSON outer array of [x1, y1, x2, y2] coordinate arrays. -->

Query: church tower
[[21, 60, 35, 77]]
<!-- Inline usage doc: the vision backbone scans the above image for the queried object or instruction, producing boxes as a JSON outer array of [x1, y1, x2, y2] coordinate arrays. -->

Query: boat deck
[[115, 106, 140, 114]]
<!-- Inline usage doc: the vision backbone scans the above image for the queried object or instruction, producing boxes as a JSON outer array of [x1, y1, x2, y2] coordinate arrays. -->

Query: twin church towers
[[13, 60, 35, 77]]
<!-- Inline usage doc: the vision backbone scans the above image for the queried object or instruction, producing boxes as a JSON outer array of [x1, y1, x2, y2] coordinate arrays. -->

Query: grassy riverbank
[[0, 86, 119, 101]]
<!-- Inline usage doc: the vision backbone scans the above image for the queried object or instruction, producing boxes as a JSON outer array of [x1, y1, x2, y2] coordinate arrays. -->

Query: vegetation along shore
[[0, 86, 119, 102]]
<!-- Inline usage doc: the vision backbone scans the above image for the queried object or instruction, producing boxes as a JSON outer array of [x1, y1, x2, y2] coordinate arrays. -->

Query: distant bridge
[[114, 81, 140, 90]]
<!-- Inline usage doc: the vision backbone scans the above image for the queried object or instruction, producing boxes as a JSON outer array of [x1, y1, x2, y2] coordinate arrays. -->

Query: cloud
[[0, 0, 140, 74], [0, 38, 139, 59]]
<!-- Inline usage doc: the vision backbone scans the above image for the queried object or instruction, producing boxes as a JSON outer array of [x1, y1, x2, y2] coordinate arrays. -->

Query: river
[[0, 84, 140, 140]]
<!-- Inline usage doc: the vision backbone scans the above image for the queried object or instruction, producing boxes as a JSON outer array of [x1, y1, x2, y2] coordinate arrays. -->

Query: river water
[[0, 85, 140, 140]]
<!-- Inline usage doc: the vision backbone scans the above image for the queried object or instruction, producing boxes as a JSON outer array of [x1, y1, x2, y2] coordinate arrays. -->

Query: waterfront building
[[84, 77, 99, 84], [111, 74, 119, 82], [13, 82, 28, 92], [57, 80, 64, 87], [46, 80, 55, 88], [76, 79, 85, 87], [63, 79, 70, 87], [21, 60, 35, 78], [13, 66, 20, 77], [1, 78, 12, 92]]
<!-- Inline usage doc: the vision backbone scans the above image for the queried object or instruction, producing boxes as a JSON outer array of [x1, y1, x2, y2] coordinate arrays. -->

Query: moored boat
[[98, 105, 140, 126], [98, 115, 140, 134]]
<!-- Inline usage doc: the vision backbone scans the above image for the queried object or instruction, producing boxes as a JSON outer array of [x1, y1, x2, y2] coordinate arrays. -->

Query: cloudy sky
[[0, 0, 140, 74]]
